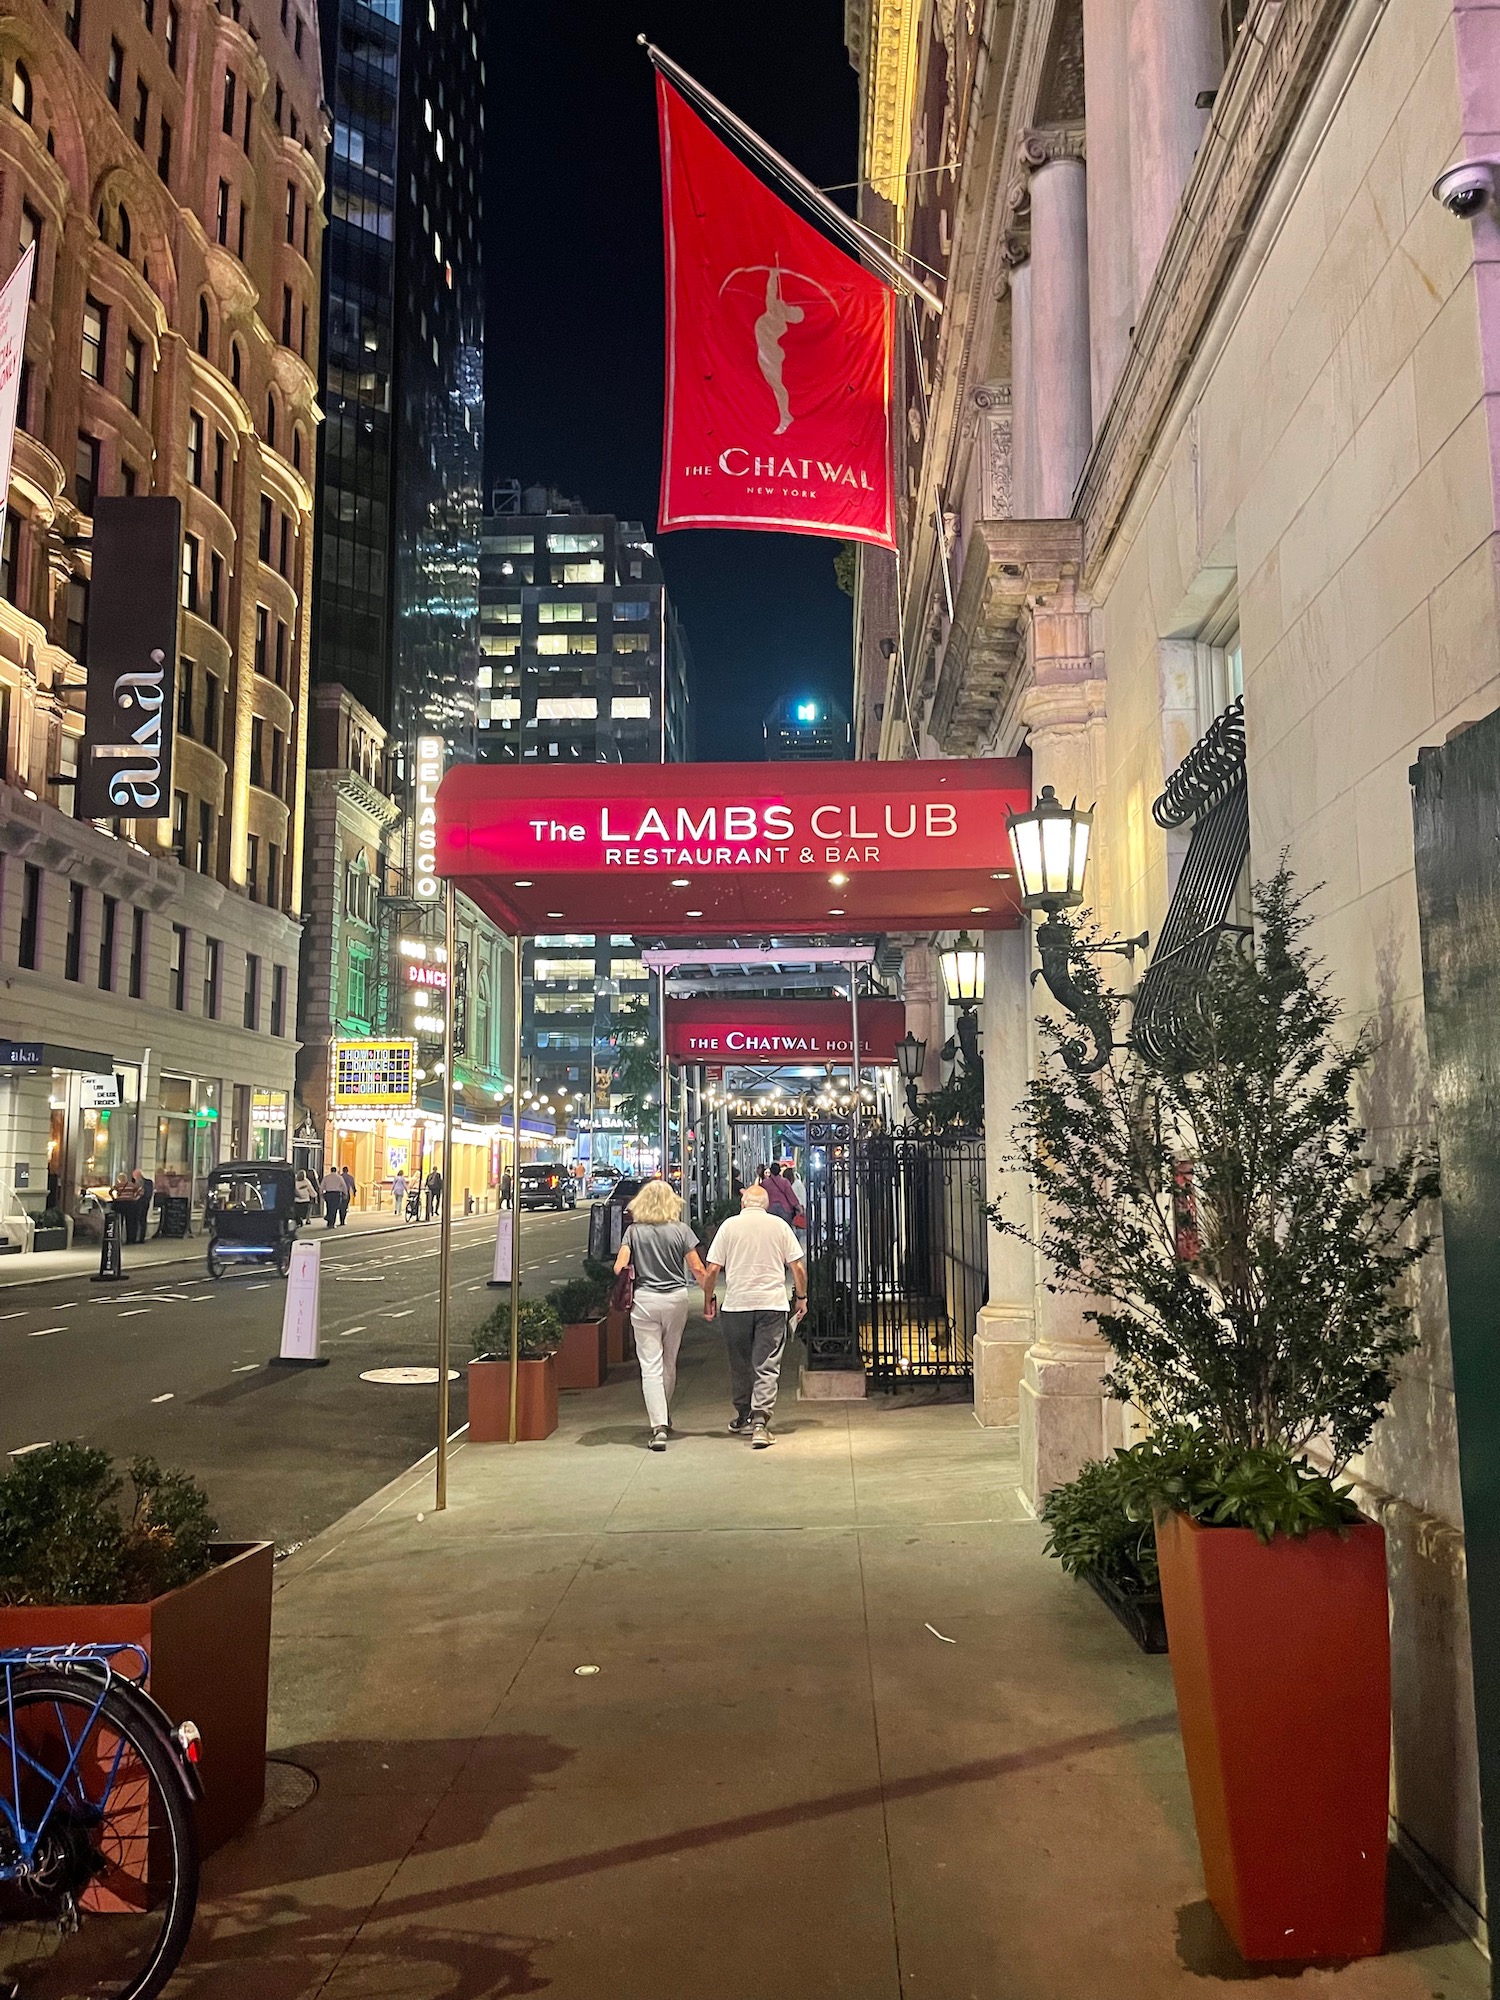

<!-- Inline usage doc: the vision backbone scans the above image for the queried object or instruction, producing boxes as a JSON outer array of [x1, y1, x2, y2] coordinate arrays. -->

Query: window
[[142, 0, 153, 28], [19, 203, 40, 296], [64, 881, 84, 981], [201, 935, 220, 1017], [270, 726, 284, 794], [264, 391, 276, 448], [119, 460, 135, 497], [165, 2, 178, 69], [209, 550, 223, 628], [299, 302, 307, 359], [270, 962, 286, 1037], [274, 618, 287, 686], [285, 181, 296, 244], [116, 203, 131, 258], [236, 200, 246, 259], [254, 604, 267, 673], [486, 534, 533, 555], [613, 601, 651, 622], [187, 410, 203, 485], [246, 832, 259, 902], [278, 514, 290, 577], [170, 788, 188, 865], [243, 91, 250, 152], [611, 697, 653, 719], [536, 697, 598, 720], [65, 0, 81, 49], [560, 561, 605, 584], [258, 495, 271, 559], [195, 295, 209, 357], [250, 715, 264, 787], [292, 427, 302, 472], [124, 329, 142, 412], [11, 60, 31, 122], [197, 800, 213, 874], [18, 863, 39, 969], [243, 951, 260, 1029], [0, 510, 16, 604], [133, 78, 148, 147], [98, 894, 116, 990], [1219, 0, 1251, 64], [230, 341, 241, 389], [81, 296, 106, 380], [66, 577, 88, 655], [128, 907, 144, 997], [547, 531, 604, 554], [266, 841, 280, 909], [537, 601, 587, 624], [213, 433, 226, 506], [222, 68, 236, 134], [177, 656, 193, 733], [180, 533, 198, 611], [215, 179, 229, 245], [170, 923, 186, 1009], [280, 286, 292, 346], [106, 39, 122, 108], [294, 14, 302, 54], [157, 115, 171, 183], [74, 433, 99, 514], [203, 670, 219, 750]]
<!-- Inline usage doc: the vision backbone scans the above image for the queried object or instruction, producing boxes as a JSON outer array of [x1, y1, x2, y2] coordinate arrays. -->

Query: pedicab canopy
[[433, 758, 1032, 937]]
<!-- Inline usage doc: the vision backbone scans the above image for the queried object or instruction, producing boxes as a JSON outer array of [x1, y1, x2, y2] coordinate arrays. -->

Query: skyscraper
[[763, 692, 852, 760]]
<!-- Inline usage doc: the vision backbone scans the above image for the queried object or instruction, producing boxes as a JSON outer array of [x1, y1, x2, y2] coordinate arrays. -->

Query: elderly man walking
[[701, 1182, 807, 1448]]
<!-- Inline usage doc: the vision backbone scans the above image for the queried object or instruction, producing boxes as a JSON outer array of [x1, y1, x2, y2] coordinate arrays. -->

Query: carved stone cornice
[[929, 519, 1082, 755], [1077, 0, 1353, 582]]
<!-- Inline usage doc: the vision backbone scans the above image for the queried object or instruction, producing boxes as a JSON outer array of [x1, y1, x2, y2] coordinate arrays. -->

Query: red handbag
[[610, 1259, 635, 1313]]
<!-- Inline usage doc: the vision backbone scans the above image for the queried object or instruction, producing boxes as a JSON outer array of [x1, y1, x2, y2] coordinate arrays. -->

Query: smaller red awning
[[435, 758, 1030, 936], [665, 997, 906, 1065]]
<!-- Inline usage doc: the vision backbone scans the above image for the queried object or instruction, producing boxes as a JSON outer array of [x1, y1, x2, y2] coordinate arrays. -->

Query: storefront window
[[250, 1088, 288, 1160], [156, 1075, 220, 1206]]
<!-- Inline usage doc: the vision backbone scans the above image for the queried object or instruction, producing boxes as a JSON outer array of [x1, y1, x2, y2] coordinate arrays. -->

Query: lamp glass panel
[[1071, 816, 1091, 892], [1040, 812, 1079, 899], [1009, 815, 1043, 900]]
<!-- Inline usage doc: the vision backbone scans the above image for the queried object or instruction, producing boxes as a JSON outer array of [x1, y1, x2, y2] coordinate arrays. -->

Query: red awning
[[435, 758, 1031, 936]]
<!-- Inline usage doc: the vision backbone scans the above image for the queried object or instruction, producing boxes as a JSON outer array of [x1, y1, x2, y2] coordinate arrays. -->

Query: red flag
[[657, 78, 897, 550]]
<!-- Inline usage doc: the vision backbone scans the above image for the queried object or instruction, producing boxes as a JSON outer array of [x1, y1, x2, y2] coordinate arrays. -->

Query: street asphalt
[[0, 1203, 593, 1552]]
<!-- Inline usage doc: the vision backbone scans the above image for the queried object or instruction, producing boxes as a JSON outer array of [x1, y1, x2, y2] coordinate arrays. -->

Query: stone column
[[1008, 261, 1035, 519], [1082, 0, 1134, 418], [974, 926, 1034, 1426], [1025, 135, 1092, 519], [1127, 0, 1221, 302], [1016, 580, 1124, 1504]]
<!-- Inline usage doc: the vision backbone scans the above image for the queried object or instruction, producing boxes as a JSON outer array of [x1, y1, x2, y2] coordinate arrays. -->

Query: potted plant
[[0, 1443, 273, 1855], [1040, 1457, 1167, 1654], [548, 1275, 610, 1390], [31, 1206, 69, 1252], [994, 870, 1438, 1962], [469, 1297, 563, 1441]]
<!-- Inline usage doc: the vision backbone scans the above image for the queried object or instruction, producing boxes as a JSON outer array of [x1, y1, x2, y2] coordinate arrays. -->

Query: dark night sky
[[483, 1, 861, 762]]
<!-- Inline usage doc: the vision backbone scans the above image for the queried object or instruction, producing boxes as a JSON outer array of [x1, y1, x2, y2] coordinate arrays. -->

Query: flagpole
[[639, 38, 944, 316]]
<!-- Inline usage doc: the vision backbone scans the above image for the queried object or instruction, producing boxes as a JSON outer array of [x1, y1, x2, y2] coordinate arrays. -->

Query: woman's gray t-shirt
[[626, 1220, 698, 1292]]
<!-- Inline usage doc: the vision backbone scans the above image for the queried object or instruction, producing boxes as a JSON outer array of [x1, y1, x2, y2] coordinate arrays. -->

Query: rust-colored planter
[[605, 1307, 635, 1368], [0, 1540, 273, 1858], [1155, 1508, 1390, 1962], [468, 1356, 558, 1441], [555, 1318, 607, 1390]]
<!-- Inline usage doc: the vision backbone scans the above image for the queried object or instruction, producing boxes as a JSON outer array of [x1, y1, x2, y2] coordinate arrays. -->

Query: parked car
[[519, 1162, 577, 1210], [585, 1166, 621, 1200]]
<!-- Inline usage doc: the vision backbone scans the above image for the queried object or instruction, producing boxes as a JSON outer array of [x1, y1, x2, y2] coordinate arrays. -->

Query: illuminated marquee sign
[[405, 962, 448, 989], [332, 1039, 418, 1107], [413, 735, 445, 901], [665, 999, 905, 1065]]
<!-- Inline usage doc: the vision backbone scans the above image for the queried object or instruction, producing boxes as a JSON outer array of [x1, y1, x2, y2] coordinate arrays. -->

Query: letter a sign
[[656, 79, 896, 550]]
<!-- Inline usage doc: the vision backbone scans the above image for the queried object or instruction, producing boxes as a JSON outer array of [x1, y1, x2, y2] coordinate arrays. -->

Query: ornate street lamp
[[1006, 786, 1148, 1075], [894, 1029, 926, 1117], [939, 932, 984, 1071]]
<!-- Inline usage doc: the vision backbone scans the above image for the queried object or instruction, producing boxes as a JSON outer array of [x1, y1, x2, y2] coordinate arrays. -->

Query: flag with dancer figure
[[656, 77, 896, 549]]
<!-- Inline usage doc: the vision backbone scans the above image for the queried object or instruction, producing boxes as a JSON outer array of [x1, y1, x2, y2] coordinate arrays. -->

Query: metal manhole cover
[[258, 1758, 318, 1826], [359, 1366, 459, 1384]]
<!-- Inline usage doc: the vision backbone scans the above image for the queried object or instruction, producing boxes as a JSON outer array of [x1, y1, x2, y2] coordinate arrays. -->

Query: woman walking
[[613, 1177, 707, 1451]]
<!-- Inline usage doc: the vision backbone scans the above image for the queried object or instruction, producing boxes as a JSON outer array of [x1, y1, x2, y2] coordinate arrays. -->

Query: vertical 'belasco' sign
[[656, 78, 896, 549], [78, 497, 182, 819]]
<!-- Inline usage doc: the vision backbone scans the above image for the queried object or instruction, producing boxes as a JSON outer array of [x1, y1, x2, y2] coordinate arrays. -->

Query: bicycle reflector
[[174, 1720, 203, 1765]]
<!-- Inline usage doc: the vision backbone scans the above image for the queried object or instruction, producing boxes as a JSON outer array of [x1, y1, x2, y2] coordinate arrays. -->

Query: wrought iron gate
[[803, 1119, 986, 1385]]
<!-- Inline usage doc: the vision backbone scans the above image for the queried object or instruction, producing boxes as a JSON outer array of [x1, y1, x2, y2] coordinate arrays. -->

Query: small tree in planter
[[548, 1275, 611, 1389], [469, 1297, 564, 1441], [0, 1443, 273, 1852], [993, 869, 1439, 1962]]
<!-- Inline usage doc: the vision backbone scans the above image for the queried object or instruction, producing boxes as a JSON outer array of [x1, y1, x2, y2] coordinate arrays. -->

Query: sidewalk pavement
[[0, 1201, 454, 1288], [168, 1319, 1485, 2000]]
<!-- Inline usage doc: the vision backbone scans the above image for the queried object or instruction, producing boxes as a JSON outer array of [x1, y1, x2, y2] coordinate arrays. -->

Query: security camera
[[1432, 161, 1497, 219]]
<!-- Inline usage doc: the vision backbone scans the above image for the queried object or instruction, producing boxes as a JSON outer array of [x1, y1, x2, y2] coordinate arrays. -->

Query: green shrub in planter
[[1113, 1426, 1361, 1542], [0, 1443, 218, 1606], [549, 1274, 609, 1324], [36, 1207, 66, 1231], [472, 1296, 563, 1362], [1041, 1457, 1159, 1597]]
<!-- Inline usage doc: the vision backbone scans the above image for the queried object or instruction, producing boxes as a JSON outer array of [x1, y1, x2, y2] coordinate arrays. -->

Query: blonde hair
[[628, 1177, 683, 1224], [740, 1184, 770, 1209]]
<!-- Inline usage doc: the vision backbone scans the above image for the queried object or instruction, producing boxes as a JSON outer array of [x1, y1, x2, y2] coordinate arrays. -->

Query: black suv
[[519, 1162, 577, 1211]]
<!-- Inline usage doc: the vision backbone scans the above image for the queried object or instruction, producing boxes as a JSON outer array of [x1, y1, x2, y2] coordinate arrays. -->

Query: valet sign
[[413, 735, 445, 900]]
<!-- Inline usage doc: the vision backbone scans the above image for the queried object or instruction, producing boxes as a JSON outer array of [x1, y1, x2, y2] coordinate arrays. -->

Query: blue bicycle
[[0, 1646, 201, 2000]]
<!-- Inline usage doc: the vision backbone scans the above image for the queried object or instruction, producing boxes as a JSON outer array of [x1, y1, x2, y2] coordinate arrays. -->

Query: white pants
[[631, 1288, 690, 1430]]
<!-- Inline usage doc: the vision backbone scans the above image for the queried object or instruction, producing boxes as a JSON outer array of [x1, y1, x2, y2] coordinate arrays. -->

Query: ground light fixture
[[1004, 783, 1149, 1075]]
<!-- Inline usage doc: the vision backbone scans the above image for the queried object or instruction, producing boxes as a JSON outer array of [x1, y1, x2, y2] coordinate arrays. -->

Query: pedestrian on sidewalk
[[424, 1167, 443, 1220], [320, 1165, 346, 1228], [613, 1178, 708, 1452], [341, 1165, 357, 1221], [701, 1183, 807, 1448], [294, 1168, 318, 1224], [391, 1168, 408, 1218]]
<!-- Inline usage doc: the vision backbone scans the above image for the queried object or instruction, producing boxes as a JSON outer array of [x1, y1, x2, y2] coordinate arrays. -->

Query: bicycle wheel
[[0, 1672, 199, 2000]]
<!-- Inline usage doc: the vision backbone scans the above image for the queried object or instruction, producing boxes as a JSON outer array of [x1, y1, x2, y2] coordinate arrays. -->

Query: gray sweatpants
[[720, 1308, 788, 1420]]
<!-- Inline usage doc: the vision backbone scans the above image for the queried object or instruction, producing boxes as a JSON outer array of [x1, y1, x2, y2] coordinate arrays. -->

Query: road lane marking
[[341, 1325, 367, 1336], [245, 1283, 271, 1291], [232, 1363, 259, 1372], [8, 1441, 51, 1456], [118, 1309, 151, 1318], [380, 1308, 415, 1319], [30, 1326, 66, 1337], [0, 1311, 26, 1320], [151, 1393, 174, 1403]]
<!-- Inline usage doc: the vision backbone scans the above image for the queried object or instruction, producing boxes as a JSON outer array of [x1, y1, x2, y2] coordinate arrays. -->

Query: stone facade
[[0, 0, 326, 1218], [848, 0, 1498, 1933]]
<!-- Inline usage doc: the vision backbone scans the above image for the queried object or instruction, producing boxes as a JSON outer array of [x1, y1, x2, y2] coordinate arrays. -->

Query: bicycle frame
[[0, 1643, 149, 1880]]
